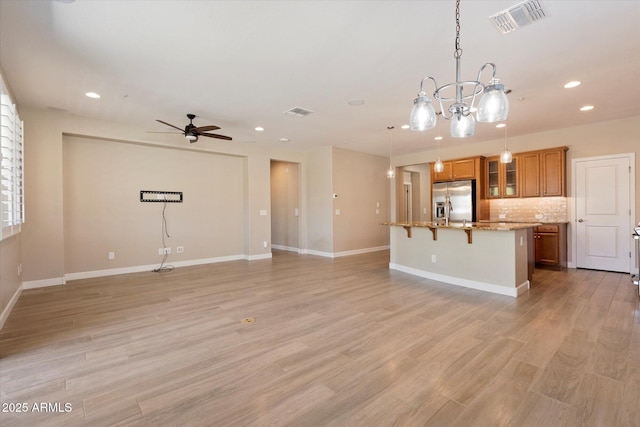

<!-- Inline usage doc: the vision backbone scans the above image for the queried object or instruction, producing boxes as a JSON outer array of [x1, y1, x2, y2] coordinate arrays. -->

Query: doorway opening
[[270, 160, 301, 254]]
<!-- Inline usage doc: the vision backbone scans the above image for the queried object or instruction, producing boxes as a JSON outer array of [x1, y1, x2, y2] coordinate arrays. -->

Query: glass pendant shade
[[410, 95, 437, 131], [476, 80, 509, 123], [450, 112, 475, 138], [434, 158, 444, 173], [500, 148, 513, 163]]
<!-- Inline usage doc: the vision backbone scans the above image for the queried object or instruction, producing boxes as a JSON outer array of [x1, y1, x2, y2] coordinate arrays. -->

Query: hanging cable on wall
[[153, 200, 175, 273]]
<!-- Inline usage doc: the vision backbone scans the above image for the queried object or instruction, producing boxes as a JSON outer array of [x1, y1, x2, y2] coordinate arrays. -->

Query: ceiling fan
[[155, 114, 232, 143]]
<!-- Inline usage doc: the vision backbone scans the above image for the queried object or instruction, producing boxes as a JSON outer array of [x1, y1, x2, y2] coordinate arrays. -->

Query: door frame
[[570, 152, 636, 273]]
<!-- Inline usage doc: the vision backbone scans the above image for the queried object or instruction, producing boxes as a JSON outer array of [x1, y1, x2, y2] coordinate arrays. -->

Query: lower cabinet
[[534, 223, 567, 269]]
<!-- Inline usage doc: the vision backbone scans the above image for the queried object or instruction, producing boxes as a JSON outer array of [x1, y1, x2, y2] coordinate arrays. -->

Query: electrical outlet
[[108, 251, 115, 260], [18, 263, 22, 276], [176, 246, 184, 253], [164, 247, 171, 255], [263, 241, 268, 248], [431, 254, 437, 263], [158, 248, 164, 255]]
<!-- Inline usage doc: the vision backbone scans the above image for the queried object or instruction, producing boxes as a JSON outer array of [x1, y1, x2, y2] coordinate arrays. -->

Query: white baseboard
[[302, 245, 389, 259], [23, 277, 66, 289], [333, 245, 389, 258], [389, 263, 528, 298], [271, 245, 302, 254], [24, 254, 274, 287], [301, 249, 334, 258], [245, 253, 273, 261], [65, 254, 249, 282], [0, 283, 23, 330]]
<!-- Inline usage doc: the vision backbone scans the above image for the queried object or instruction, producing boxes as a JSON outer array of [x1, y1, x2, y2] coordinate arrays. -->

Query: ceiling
[[1, 0, 639, 157]]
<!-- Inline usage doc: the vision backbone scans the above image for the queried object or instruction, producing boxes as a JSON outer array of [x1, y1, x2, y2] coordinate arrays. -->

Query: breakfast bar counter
[[384, 222, 540, 297]]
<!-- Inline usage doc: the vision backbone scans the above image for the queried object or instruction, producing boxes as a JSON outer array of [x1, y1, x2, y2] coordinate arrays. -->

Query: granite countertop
[[479, 220, 570, 224], [382, 221, 542, 231]]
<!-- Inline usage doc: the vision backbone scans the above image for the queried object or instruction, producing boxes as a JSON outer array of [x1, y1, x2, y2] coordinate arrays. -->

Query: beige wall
[[0, 234, 21, 325], [305, 146, 334, 254], [13, 107, 390, 291], [63, 135, 244, 273], [270, 160, 300, 249], [20, 107, 309, 284], [392, 116, 640, 266], [332, 147, 390, 253]]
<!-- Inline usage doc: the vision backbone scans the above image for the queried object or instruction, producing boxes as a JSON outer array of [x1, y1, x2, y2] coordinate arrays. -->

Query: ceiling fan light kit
[[410, 0, 509, 138]]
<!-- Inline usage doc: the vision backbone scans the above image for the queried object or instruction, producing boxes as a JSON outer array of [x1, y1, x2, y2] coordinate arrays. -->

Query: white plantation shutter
[[0, 84, 24, 240]]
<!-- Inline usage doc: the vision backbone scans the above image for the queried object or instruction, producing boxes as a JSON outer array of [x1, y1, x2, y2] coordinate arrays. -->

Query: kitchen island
[[384, 221, 540, 297]]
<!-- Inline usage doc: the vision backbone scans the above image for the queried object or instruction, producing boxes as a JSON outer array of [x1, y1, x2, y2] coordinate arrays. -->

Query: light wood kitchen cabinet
[[433, 162, 453, 182], [534, 223, 567, 269], [432, 157, 478, 182], [521, 152, 541, 197], [521, 147, 567, 197], [485, 155, 519, 199], [541, 149, 565, 196]]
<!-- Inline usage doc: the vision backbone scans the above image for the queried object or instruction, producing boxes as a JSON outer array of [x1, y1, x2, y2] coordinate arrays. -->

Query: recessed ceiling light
[[434, 136, 443, 141], [564, 81, 581, 89], [347, 98, 365, 106], [580, 105, 594, 111], [279, 138, 290, 142], [85, 92, 101, 99], [401, 124, 410, 129], [255, 126, 264, 132], [496, 123, 507, 128]]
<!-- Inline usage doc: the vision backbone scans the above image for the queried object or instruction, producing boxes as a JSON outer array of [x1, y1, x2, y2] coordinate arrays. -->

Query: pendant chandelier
[[410, 0, 509, 138], [500, 126, 512, 163], [434, 138, 444, 172], [386, 126, 395, 179]]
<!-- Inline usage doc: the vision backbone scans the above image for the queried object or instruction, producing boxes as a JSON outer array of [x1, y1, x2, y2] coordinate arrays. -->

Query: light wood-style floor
[[1, 250, 638, 426]]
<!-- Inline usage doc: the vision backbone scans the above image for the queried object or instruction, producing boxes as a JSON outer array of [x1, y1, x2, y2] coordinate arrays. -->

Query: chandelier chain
[[454, 0, 462, 59]]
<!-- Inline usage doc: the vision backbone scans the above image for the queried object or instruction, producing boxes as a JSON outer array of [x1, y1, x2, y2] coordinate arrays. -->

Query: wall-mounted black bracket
[[140, 190, 183, 203]]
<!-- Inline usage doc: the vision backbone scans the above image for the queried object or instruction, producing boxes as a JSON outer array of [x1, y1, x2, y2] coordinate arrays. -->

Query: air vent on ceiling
[[489, 0, 549, 34], [283, 107, 314, 118]]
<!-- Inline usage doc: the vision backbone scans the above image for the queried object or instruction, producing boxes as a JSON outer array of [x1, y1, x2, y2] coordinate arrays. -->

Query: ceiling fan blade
[[199, 133, 232, 141], [156, 120, 184, 132], [193, 125, 220, 132], [146, 131, 182, 134]]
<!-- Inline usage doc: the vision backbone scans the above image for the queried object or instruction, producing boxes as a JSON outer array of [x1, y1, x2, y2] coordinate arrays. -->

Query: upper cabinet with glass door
[[485, 156, 519, 199]]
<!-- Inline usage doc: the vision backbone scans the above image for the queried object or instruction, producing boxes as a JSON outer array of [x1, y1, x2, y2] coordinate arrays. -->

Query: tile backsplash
[[490, 197, 568, 223]]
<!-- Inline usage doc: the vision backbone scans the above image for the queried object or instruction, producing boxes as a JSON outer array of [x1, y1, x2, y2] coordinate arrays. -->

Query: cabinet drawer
[[537, 224, 559, 233]]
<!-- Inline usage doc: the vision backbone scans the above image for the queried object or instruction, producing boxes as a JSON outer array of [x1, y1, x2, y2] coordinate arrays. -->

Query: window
[[1, 76, 24, 240]]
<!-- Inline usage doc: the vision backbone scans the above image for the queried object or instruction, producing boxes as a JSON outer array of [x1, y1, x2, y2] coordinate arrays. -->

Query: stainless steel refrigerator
[[432, 180, 476, 223]]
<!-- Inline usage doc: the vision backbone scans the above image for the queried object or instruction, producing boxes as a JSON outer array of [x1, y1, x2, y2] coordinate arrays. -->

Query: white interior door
[[575, 155, 631, 272]]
